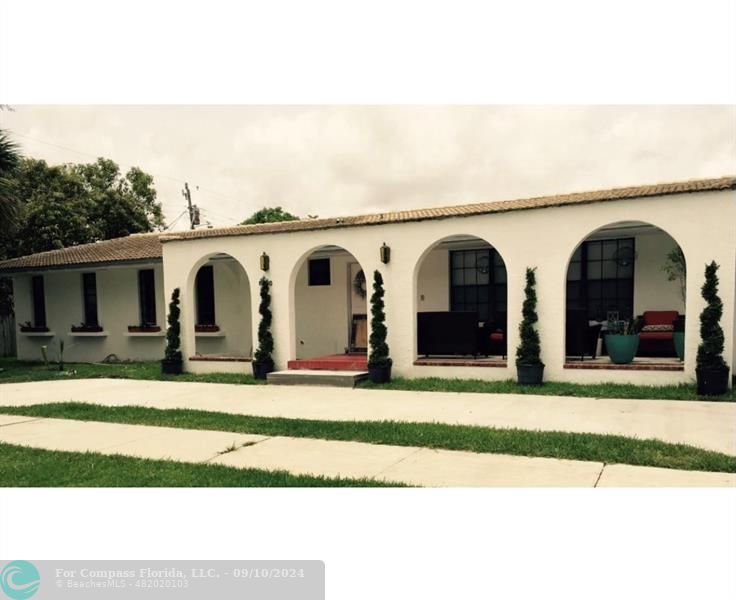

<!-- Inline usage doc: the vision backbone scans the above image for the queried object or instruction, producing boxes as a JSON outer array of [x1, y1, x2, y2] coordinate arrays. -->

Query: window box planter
[[195, 324, 220, 333], [128, 325, 161, 333], [71, 325, 104, 333], [19, 325, 50, 333]]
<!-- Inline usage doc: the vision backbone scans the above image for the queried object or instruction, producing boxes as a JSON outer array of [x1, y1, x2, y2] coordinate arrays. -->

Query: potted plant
[[252, 276, 274, 380], [195, 323, 220, 333], [605, 317, 643, 364], [368, 270, 392, 383], [516, 267, 544, 385], [696, 261, 730, 396], [672, 315, 685, 361], [161, 288, 183, 375], [663, 246, 686, 360]]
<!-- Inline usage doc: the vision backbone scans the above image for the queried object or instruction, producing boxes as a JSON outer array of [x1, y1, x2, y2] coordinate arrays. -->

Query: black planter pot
[[368, 363, 392, 384], [252, 360, 274, 380], [161, 359, 183, 375], [516, 363, 544, 385], [696, 367, 730, 396]]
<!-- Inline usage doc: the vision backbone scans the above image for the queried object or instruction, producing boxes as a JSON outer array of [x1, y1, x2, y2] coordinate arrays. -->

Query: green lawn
[[1, 358, 733, 401], [3, 403, 734, 474], [0, 358, 260, 385], [0, 442, 402, 487], [360, 376, 735, 401]]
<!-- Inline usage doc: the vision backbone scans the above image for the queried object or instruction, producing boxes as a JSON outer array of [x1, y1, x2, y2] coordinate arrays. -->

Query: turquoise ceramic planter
[[673, 331, 685, 361], [606, 334, 640, 364]]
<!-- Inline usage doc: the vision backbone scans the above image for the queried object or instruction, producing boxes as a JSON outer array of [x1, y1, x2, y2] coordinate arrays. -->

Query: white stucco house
[[1, 176, 734, 387]]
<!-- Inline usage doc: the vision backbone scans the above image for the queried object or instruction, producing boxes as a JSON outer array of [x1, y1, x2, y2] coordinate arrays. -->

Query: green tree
[[8, 157, 164, 256], [697, 261, 726, 370], [241, 206, 298, 225], [0, 130, 21, 232], [516, 267, 543, 366]]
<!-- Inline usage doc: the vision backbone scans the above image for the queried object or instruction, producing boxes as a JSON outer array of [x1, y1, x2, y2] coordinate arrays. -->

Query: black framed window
[[449, 249, 507, 323], [308, 258, 331, 286], [195, 265, 216, 325], [566, 238, 635, 321], [81, 272, 99, 326], [138, 269, 157, 326], [31, 275, 46, 327]]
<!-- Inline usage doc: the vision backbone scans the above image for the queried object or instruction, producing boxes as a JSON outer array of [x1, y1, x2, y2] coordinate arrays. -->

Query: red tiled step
[[288, 354, 368, 371]]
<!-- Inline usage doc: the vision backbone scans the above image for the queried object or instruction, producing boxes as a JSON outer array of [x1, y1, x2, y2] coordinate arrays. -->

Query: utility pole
[[182, 183, 200, 230]]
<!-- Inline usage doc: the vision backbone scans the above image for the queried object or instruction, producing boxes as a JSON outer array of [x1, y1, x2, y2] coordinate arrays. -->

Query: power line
[[8, 130, 243, 205]]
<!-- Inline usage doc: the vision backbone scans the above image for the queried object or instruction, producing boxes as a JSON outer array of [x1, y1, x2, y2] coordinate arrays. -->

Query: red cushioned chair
[[637, 310, 679, 357]]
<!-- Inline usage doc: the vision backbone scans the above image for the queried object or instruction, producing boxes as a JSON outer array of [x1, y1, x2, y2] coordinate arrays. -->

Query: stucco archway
[[563, 220, 687, 362], [288, 244, 369, 367], [413, 234, 509, 363], [184, 252, 253, 359]]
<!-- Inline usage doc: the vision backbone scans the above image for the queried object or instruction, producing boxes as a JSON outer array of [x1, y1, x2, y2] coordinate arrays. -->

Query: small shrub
[[697, 261, 726, 371], [164, 288, 182, 362], [516, 267, 543, 366], [368, 270, 392, 368], [254, 277, 274, 368]]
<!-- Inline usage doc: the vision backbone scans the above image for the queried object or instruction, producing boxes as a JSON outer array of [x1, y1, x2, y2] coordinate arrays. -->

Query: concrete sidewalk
[[1, 415, 733, 487], [1, 378, 735, 455]]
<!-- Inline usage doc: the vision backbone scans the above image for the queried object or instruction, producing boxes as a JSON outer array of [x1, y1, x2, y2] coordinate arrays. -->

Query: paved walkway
[[1, 415, 733, 487], [1, 379, 735, 455]]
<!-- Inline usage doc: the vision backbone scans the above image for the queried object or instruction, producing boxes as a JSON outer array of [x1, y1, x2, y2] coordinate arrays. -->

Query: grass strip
[[2, 359, 732, 402], [0, 442, 402, 487], [2, 403, 734, 474], [360, 376, 735, 402]]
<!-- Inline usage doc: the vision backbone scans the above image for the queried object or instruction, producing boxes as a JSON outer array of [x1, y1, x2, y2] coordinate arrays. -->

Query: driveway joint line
[[593, 463, 607, 487]]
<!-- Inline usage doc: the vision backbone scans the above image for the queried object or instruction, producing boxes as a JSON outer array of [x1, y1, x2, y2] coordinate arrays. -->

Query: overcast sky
[[2, 105, 734, 230]]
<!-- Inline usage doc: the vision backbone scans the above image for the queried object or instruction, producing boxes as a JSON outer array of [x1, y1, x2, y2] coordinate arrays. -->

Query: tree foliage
[[254, 277, 274, 366], [0, 130, 22, 231], [662, 246, 687, 306], [241, 206, 298, 225], [3, 156, 164, 257], [516, 267, 543, 366], [164, 288, 182, 362], [368, 270, 392, 368], [696, 261, 726, 371]]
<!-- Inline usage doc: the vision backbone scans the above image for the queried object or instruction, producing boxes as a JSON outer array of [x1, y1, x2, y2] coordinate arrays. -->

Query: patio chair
[[565, 309, 602, 360], [637, 310, 679, 357]]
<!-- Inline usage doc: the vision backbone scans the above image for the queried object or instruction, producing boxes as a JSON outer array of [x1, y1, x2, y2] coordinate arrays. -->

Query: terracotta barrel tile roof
[[1, 175, 733, 273], [0, 233, 162, 273], [159, 175, 736, 243]]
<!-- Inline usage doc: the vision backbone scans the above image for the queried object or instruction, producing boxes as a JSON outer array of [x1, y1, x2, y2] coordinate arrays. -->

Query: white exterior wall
[[193, 260, 252, 357], [416, 248, 450, 311], [632, 230, 685, 315], [13, 262, 166, 363], [162, 189, 735, 385], [294, 252, 367, 358]]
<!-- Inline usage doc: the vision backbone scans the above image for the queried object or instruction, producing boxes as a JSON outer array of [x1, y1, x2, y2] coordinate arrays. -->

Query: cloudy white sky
[[2, 105, 735, 230]]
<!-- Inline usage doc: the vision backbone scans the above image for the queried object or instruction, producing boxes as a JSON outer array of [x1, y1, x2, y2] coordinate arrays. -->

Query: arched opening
[[564, 220, 686, 367], [186, 253, 252, 361], [289, 244, 368, 371], [414, 235, 508, 366]]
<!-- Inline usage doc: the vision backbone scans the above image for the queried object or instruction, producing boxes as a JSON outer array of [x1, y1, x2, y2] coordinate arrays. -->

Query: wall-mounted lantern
[[260, 252, 270, 272], [380, 242, 391, 264]]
